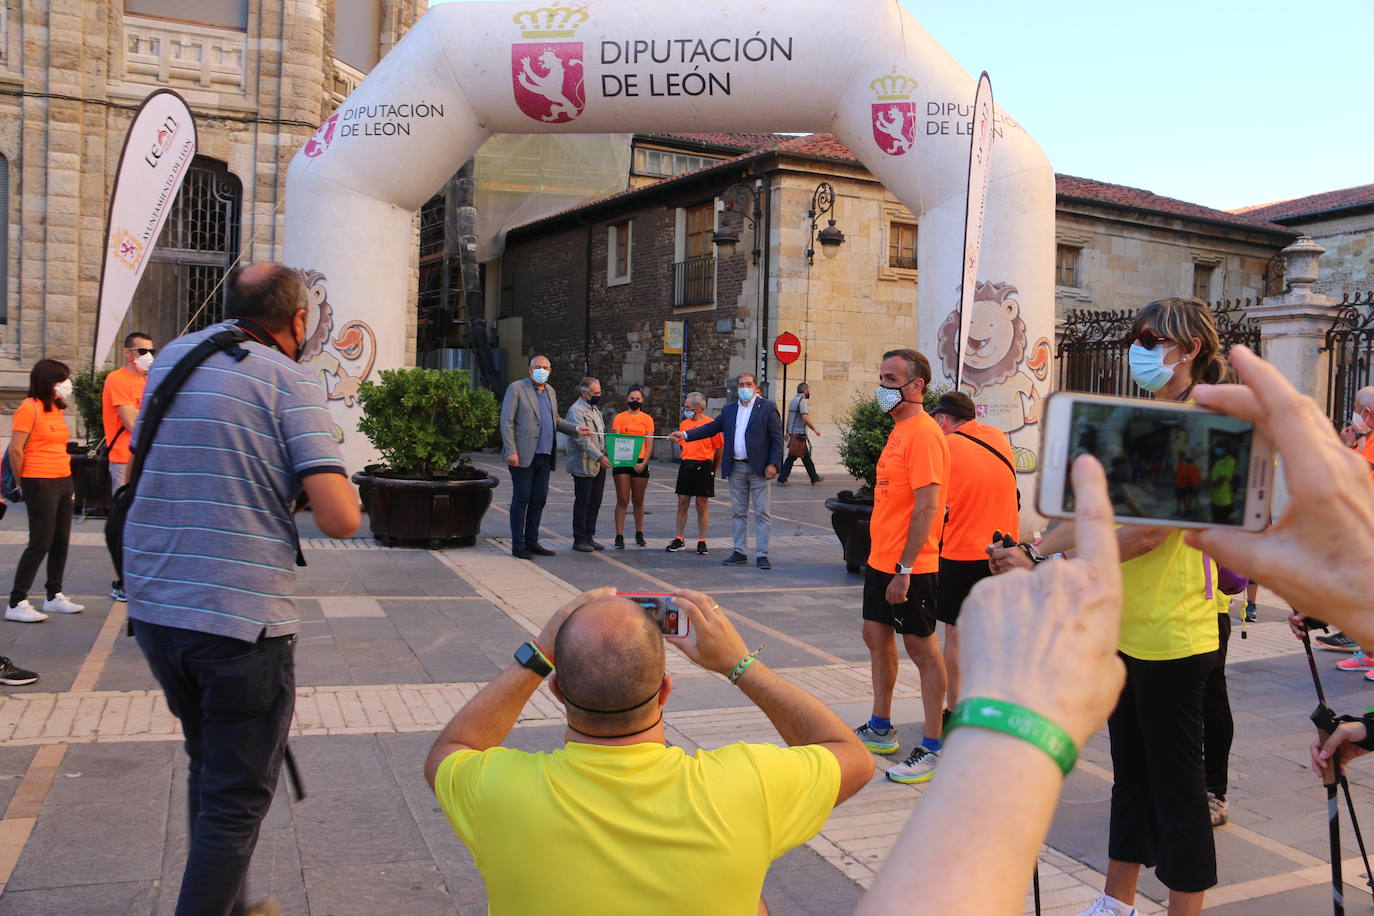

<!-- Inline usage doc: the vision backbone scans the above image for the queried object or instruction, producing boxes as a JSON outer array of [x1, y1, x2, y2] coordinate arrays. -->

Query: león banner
[[93, 89, 197, 366], [956, 72, 994, 389]]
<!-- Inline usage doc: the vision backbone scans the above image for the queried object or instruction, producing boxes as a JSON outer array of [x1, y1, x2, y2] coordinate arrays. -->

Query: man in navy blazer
[[671, 373, 783, 569]]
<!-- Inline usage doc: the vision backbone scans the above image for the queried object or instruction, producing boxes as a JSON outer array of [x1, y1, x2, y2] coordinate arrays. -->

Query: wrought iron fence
[[671, 256, 715, 308], [1055, 299, 1262, 395], [1322, 291, 1374, 425]]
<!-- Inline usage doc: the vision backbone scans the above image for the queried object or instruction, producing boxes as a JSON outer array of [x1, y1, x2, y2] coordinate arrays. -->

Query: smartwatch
[[895, 563, 914, 575], [514, 641, 553, 677]]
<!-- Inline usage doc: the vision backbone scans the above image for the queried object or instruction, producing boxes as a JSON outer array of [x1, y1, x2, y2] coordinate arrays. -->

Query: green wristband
[[728, 655, 757, 685], [946, 697, 1077, 777]]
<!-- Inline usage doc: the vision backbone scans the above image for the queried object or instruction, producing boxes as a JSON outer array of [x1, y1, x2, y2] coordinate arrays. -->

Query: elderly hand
[[669, 588, 750, 678], [507, 453, 520, 467], [668, 430, 687, 443], [986, 541, 1034, 575], [764, 465, 778, 481], [1312, 720, 1371, 779], [1186, 346, 1374, 648], [958, 455, 1125, 747], [577, 426, 592, 438], [536, 587, 615, 665]]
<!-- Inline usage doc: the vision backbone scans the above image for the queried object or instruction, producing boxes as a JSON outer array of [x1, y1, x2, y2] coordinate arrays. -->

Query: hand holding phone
[[618, 592, 691, 638]]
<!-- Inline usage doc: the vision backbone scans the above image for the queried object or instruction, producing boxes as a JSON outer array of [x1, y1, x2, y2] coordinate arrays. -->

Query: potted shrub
[[824, 385, 946, 573], [351, 367, 501, 548], [69, 367, 117, 517]]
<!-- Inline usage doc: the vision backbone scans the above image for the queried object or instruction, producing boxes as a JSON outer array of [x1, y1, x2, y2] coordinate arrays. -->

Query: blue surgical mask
[[683, 408, 694, 419], [1127, 343, 1177, 393], [531, 367, 550, 384], [875, 384, 906, 414], [738, 388, 755, 403]]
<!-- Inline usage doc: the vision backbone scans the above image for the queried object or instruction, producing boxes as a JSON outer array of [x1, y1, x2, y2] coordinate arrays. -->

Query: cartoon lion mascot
[[936, 281, 1028, 395]]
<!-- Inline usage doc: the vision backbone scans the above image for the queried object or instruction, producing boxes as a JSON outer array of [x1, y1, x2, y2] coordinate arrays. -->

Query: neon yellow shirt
[[434, 740, 840, 915], [1118, 531, 1220, 661]]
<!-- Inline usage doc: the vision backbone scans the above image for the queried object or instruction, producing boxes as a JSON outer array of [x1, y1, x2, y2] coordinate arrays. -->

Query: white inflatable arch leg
[[285, 0, 1054, 484]]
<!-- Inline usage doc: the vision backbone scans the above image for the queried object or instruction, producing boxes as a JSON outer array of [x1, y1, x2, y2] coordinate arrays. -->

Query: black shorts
[[937, 558, 993, 625], [862, 569, 939, 637], [612, 465, 650, 479], [675, 460, 716, 497]]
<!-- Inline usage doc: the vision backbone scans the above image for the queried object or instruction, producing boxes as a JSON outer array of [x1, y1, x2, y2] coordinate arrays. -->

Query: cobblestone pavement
[[0, 451, 1365, 914]]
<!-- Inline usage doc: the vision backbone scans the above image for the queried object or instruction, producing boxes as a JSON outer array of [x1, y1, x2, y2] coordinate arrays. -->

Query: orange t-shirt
[[868, 412, 949, 575], [1361, 434, 1374, 488], [612, 410, 655, 461], [679, 416, 723, 462], [940, 419, 1020, 561], [11, 398, 71, 479], [101, 366, 146, 464]]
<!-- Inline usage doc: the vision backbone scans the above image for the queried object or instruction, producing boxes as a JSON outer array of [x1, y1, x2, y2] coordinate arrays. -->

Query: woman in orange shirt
[[6, 359, 84, 632], [611, 386, 654, 548]]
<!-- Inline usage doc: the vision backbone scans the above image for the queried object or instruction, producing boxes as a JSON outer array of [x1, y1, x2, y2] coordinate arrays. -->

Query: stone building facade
[[491, 133, 1297, 447], [1234, 184, 1374, 300], [0, 0, 424, 415]]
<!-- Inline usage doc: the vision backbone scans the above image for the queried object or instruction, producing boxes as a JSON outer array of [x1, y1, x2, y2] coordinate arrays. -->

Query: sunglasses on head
[[1133, 330, 1172, 351], [130, 347, 155, 356]]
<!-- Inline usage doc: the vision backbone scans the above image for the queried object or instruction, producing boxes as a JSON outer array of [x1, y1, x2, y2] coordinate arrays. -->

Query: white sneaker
[[5, 600, 48, 623], [885, 745, 939, 784], [42, 593, 84, 614], [1076, 893, 1137, 916]]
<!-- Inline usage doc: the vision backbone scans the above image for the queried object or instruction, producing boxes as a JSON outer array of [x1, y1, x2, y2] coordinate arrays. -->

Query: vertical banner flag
[[956, 72, 994, 389], [93, 89, 196, 366]]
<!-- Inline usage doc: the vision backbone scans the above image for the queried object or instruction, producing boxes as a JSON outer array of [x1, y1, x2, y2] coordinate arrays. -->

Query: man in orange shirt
[[1342, 387, 1374, 489], [667, 392, 722, 555], [929, 391, 1019, 709], [856, 348, 950, 785], [102, 331, 154, 602]]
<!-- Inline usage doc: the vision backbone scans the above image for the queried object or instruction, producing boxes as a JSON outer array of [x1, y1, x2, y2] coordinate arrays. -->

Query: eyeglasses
[[1133, 330, 1171, 351], [128, 347, 156, 356]]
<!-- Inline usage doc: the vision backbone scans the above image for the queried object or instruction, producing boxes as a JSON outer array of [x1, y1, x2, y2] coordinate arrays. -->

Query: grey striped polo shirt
[[125, 322, 345, 642]]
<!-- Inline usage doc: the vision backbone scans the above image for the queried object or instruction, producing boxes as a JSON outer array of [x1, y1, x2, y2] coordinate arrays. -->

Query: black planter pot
[[69, 452, 112, 518], [351, 469, 499, 549], [823, 493, 874, 575]]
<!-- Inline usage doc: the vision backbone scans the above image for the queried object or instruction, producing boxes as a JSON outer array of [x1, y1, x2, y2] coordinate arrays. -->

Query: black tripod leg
[[1032, 860, 1041, 916], [1338, 774, 1374, 901], [284, 743, 307, 802], [1330, 776, 1346, 915]]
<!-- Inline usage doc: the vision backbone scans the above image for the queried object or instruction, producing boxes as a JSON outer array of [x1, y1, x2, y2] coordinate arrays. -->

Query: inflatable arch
[[284, 0, 1055, 484]]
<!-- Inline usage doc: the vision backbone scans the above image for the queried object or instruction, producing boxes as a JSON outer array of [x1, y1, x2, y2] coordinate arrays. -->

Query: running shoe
[[1242, 601, 1258, 623], [4, 600, 47, 623], [666, 537, 685, 552], [853, 722, 899, 755], [1338, 652, 1374, 673], [886, 746, 939, 784], [110, 581, 128, 602], [0, 657, 37, 686], [1317, 632, 1360, 652], [1076, 894, 1137, 916], [696, 541, 709, 555]]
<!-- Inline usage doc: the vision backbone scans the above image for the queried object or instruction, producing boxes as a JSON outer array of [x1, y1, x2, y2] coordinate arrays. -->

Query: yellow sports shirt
[[1118, 530, 1220, 661], [434, 740, 840, 915]]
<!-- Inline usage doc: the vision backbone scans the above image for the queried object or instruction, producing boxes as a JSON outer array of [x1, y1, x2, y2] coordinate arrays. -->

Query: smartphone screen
[[622, 594, 689, 638], [1063, 399, 1257, 525]]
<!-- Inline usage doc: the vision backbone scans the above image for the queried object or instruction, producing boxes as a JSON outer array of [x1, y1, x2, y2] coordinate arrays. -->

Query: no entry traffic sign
[[773, 332, 801, 365]]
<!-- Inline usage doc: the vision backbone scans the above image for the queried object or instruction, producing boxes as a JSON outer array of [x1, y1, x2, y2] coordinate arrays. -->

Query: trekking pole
[[1305, 628, 1346, 916], [284, 744, 307, 801], [1032, 859, 1042, 916]]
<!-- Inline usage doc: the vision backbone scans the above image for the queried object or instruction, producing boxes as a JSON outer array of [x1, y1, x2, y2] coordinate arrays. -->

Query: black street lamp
[[806, 181, 845, 264], [712, 180, 764, 264]]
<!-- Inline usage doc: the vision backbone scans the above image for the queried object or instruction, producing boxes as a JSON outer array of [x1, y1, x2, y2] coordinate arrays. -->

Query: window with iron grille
[[672, 204, 715, 308], [1056, 244, 1081, 287], [889, 222, 917, 271]]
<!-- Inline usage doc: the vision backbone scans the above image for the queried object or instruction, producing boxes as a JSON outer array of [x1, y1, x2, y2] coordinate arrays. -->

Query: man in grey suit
[[564, 377, 610, 552], [500, 355, 589, 560]]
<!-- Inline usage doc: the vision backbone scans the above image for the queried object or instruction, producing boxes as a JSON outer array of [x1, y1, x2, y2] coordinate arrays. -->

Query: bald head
[[1357, 387, 1374, 410], [225, 262, 306, 331], [553, 596, 666, 734]]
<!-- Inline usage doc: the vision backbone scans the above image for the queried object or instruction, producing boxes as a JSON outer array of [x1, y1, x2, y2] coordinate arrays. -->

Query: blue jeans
[[134, 620, 296, 916], [509, 453, 554, 548]]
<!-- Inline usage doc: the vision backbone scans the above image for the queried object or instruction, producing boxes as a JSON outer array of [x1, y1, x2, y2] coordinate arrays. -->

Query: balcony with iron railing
[[671, 256, 715, 308]]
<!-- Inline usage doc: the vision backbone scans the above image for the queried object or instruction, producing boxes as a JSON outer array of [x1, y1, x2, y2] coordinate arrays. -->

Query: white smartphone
[[619, 593, 691, 638], [1038, 392, 1274, 531]]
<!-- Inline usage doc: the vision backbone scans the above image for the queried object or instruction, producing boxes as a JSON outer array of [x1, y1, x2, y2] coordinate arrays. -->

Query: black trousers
[[572, 469, 607, 542], [10, 476, 74, 606], [134, 620, 296, 916], [779, 440, 819, 483], [1107, 649, 1217, 893], [1203, 612, 1234, 798], [508, 454, 554, 548]]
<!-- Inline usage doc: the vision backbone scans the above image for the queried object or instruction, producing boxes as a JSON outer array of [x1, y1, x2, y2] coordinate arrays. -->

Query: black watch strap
[[515, 641, 553, 677]]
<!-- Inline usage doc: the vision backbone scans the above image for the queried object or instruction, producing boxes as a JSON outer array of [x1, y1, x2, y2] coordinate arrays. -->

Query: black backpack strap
[[952, 430, 1021, 509]]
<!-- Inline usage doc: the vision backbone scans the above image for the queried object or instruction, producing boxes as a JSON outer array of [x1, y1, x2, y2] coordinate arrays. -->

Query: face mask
[[683, 408, 695, 419], [586, 395, 601, 406], [1127, 343, 1178, 393], [626, 400, 641, 410], [531, 367, 550, 384], [134, 352, 155, 372], [54, 380, 73, 402], [1353, 410, 1371, 434], [738, 388, 755, 403], [875, 384, 908, 414]]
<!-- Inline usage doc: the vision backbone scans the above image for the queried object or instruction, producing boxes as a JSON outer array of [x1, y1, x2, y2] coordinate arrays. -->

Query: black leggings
[[10, 476, 74, 606], [1203, 613, 1233, 798], [1107, 649, 1218, 893]]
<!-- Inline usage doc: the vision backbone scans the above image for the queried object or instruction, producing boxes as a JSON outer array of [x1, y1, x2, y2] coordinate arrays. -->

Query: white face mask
[[54, 380, 73, 401], [1354, 409, 1372, 435], [134, 352, 155, 373]]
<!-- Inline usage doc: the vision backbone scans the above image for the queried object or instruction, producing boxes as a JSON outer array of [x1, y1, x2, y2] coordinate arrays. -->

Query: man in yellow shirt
[[424, 586, 873, 915]]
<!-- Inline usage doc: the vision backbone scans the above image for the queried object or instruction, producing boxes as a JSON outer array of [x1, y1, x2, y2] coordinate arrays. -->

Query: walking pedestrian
[[669, 374, 783, 569], [778, 382, 823, 486], [7, 358, 84, 629], [666, 392, 721, 555], [102, 331, 154, 602], [499, 355, 590, 560], [611, 386, 653, 549], [565, 377, 609, 553]]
